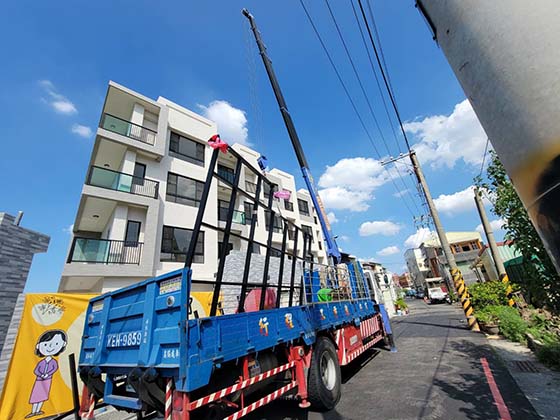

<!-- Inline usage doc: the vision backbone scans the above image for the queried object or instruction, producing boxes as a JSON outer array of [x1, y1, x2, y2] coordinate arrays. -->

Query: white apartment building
[[404, 248, 430, 289], [59, 81, 327, 294]]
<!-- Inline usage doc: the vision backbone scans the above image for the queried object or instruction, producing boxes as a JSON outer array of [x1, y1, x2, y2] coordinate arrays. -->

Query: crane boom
[[242, 8, 341, 264]]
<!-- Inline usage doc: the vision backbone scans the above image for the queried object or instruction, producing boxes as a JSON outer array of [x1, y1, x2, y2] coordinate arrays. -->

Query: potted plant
[[477, 310, 500, 334]]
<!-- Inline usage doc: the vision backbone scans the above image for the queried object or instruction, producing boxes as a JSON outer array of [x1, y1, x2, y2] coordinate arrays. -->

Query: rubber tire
[[307, 336, 342, 411]]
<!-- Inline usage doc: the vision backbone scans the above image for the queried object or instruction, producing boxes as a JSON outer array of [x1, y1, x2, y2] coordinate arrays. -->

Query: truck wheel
[[307, 337, 341, 411]]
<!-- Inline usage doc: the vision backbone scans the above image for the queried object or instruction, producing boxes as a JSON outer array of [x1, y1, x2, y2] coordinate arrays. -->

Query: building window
[[462, 244, 471, 252], [217, 164, 235, 184], [469, 241, 480, 250], [244, 201, 257, 225], [265, 210, 283, 233], [284, 200, 294, 211], [263, 183, 278, 199], [161, 226, 204, 263], [124, 221, 141, 246], [314, 216, 318, 224], [452, 244, 461, 253], [301, 224, 314, 242], [169, 132, 205, 166], [166, 172, 204, 207], [132, 162, 146, 186], [298, 199, 310, 216]]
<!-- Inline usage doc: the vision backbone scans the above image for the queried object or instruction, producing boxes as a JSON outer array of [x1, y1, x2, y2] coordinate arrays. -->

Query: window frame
[[161, 225, 205, 263], [166, 172, 205, 207], [298, 199, 310, 216], [124, 220, 141, 246], [169, 131, 205, 166]]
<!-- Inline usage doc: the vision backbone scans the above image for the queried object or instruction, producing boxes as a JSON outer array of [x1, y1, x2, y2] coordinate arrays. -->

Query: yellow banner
[[0, 294, 95, 420]]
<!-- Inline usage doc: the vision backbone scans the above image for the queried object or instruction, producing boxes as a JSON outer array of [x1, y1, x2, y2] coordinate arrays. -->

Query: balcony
[[218, 207, 246, 224], [67, 238, 143, 264], [87, 166, 159, 199], [101, 113, 157, 146]]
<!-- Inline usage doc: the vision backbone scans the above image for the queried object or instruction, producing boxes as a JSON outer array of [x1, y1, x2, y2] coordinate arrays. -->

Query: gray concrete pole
[[416, 1, 560, 274], [409, 151, 456, 270], [410, 150, 479, 330], [473, 188, 506, 277]]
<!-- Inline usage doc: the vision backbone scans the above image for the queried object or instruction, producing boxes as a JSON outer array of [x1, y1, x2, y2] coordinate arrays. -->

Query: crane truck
[[77, 9, 395, 419]]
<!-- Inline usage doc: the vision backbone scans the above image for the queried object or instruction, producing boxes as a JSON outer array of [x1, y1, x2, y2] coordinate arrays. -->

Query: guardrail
[[87, 166, 159, 199], [67, 237, 143, 264], [101, 113, 157, 145]]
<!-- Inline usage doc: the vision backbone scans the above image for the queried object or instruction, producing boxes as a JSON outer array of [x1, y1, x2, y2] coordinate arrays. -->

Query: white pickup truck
[[427, 287, 447, 304]]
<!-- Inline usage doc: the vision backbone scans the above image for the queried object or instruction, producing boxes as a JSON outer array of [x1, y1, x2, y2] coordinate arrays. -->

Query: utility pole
[[384, 151, 480, 331], [473, 187, 515, 306]]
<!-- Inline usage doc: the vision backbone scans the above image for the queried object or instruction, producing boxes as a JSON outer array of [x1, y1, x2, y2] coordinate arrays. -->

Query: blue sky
[[1, 1, 504, 292]]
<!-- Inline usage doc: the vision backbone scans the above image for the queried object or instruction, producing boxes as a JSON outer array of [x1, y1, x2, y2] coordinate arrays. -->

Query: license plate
[[106, 331, 143, 348]]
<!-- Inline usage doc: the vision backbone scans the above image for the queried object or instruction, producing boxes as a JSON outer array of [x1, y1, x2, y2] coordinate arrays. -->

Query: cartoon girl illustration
[[27, 329, 68, 418]]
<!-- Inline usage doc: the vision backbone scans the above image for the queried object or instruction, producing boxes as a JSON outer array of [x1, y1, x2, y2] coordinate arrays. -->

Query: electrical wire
[[366, 0, 395, 99], [298, 0, 418, 219], [357, 0, 412, 151], [324, 0, 421, 216]]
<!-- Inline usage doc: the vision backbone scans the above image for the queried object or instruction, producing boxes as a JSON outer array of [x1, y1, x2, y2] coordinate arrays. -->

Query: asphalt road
[[246, 299, 540, 420], [94, 299, 540, 420]]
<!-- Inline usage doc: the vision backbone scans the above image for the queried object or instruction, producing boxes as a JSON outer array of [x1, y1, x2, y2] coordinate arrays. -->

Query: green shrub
[[469, 281, 512, 310], [479, 305, 528, 342], [536, 342, 560, 371], [476, 308, 499, 325]]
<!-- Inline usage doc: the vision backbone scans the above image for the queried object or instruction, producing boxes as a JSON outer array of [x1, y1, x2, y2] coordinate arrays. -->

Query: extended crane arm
[[242, 8, 341, 264]]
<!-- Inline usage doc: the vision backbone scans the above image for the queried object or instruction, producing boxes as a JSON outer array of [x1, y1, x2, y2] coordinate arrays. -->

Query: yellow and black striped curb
[[499, 273, 515, 307], [451, 268, 480, 332]]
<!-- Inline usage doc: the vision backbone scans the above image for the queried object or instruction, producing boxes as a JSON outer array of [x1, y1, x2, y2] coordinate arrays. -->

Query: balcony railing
[[87, 166, 159, 199], [67, 238, 143, 264], [101, 113, 157, 145], [218, 207, 246, 224]]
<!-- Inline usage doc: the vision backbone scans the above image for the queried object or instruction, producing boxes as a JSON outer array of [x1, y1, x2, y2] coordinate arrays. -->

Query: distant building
[[469, 241, 522, 281], [0, 213, 49, 351], [398, 272, 413, 289], [405, 231, 484, 288]]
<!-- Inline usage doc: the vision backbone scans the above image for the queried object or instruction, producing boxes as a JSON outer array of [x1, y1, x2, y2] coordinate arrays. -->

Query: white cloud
[[359, 220, 403, 237], [318, 157, 390, 212], [476, 218, 505, 235], [404, 227, 436, 248], [63, 224, 74, 234], [327, 212, 338, 224], [404, 99, 488, 169], [377, 245, 400, 256], [39, 79, 77, 115], [319, 187, 371, 212], [433, 185, 490, 216], [199, 100, 249, 146], [393, 189, 410, 198], [338, 235, 350, 242], [71, 124, 93, 138]]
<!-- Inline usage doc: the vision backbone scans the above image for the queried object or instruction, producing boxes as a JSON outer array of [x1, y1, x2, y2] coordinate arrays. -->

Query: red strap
[[208, 134, 228, 153]]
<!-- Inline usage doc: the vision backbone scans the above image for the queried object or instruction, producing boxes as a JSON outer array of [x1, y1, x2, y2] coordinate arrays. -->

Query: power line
[[357, 0, 413, 151], [298, 0, 418, 219], [323, 0, 422, 215], [366, 0, 395, 99]]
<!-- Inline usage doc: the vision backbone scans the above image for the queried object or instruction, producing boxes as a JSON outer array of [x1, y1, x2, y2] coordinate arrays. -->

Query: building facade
[[59, 82, 327, 294], [405, 231, 484, 288], [0, 213, 49, 351]]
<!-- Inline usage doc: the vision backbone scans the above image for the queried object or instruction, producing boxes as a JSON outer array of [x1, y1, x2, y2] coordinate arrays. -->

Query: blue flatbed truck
[[78, 9, 395, 419]]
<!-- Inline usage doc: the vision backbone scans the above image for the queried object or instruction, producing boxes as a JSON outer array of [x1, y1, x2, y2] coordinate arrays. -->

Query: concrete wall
[[0, 213, 49, 351]]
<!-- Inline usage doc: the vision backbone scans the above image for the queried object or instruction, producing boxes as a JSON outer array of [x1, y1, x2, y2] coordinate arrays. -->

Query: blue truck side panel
[[80, 268, 380, 392]]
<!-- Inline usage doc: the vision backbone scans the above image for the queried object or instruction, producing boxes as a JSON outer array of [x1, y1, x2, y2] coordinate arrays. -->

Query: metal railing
[[87, 166, 159, 198], [100, 113, 157, 145], [218, 207, 246, 224], [67, 237, 143, 264]]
